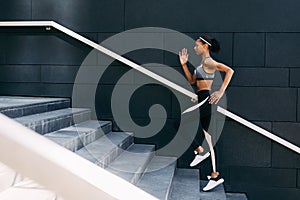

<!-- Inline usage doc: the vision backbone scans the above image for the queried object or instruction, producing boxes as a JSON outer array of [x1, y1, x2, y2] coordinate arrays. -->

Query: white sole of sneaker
[[203, 178, 224, 191], [189, 152, 210, 167]]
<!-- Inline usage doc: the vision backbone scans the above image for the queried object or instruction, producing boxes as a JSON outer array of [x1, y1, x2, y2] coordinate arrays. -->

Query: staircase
[[0, 96, 247, 200]]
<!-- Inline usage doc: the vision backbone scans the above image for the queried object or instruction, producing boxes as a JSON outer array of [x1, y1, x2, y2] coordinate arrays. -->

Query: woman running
[[179, 35, 234, 191]]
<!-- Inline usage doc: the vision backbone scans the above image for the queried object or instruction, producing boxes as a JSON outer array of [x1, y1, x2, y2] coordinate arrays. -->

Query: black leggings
[[175, 90, 212, 150], [192, 90, 212, 149]]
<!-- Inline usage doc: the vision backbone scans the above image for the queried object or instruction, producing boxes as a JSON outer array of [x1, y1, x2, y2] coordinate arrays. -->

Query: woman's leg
[[173, 111, 203, 151], [190, 91, 211, 167], [203, 129, 217, 174], [202, 114, 224, 191], [200, 99, 220, 177]]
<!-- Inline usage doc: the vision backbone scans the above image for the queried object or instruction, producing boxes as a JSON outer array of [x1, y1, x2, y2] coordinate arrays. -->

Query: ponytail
[[200, 35, 220, 53]]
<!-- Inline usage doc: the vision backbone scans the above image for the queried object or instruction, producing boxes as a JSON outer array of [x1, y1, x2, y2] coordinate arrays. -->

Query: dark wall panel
[[41, 65, 79, 83], [0, 65, 41, 82], [227, 87, 297, 121], [298, 169, 300, 189], [0, 1, 31, 20], [125, 0, 300, 32], [95, 84, 115, 118], [129, 84, 172, 118], [229, 166, 297, 188], [290, 69, 300, 87], [41, 83, 73, 97], [233, 33, 265, 67], [218, 121, 272, 167], [99, 65, 134, 85], [272, 143, 300, 168], [272, 122, 300, 147], [266, 33, 300, 67], [226, 184, 300, 200], [123, 49, 164, 66], [0, 83, 42, 96], [32, 0, 124, 32], [0, 35, 5, 64], [5, 33, 93, 65], [231, 68, 289, 87], [133, 118, 177, 153], [298, 89, 300, 122]]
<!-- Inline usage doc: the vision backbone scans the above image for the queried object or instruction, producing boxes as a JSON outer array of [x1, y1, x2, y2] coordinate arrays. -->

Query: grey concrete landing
[[45, 120, 112, 152], [14, 108, 91, 134], [137, 156, 177, 200], [107, 144, 155, 185], [76, 132, 133, 167], [0, 96, 70, 118]]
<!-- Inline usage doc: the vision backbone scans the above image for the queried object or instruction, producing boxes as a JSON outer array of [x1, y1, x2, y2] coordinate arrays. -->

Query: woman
[[179, 35, 234, 191]]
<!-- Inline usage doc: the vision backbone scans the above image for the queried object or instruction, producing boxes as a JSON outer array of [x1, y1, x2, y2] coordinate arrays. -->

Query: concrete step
[[14, 108, 91, 135], [0, 96, 70, 118], [107, 144, 155, 185], [137, 156, 177, 200], [169, 169, 228, 200], [226, 193, 248, 200], [76, 132, 134, 167], [45, 120, 112, 152], [169, 168, 201, 200], [200, 180, 227, 200]]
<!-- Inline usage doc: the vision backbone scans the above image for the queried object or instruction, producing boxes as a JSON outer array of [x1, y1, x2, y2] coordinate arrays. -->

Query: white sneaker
[[203, 177, 224, 191], [189, 152, 210, 167]]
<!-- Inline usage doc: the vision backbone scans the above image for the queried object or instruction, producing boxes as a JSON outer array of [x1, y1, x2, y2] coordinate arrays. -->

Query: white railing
[[0, 113, 158, 200], [217, 107, 300, 154], [0, 22, 299, 199]]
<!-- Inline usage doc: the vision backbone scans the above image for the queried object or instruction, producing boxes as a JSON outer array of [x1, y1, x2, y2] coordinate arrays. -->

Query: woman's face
[[194, 39, 205, 55]]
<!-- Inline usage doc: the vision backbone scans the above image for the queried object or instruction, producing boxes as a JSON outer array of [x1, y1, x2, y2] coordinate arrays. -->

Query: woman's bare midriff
[[196, 80, 213, 92]]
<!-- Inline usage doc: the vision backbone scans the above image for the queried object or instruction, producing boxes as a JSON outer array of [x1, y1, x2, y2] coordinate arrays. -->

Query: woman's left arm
[[209, 62, 234, 104]]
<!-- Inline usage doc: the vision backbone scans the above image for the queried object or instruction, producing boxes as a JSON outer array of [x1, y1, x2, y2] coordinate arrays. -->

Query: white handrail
[[0, 113, 158, 200], [217, 106, 300, 154]]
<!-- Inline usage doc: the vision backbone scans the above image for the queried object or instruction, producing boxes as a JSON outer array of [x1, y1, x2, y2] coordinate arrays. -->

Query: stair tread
[[45, 120, 112, 151], [107, 144, 155, 184], [169, 168, 201, 200], [137, 156, 177, 200], [14, 108, 89, 123], [226, 193, 248, 200], [0, 96, 68, 110], [76, 132, 133, 165], [0, 96, 70, 118], [46, 120, 110, 136], [200, 180, 226, 200], [13, 108, 91, 134]]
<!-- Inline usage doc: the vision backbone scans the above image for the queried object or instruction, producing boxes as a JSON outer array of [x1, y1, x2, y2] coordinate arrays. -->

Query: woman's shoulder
[[204, 57, 218, 69]]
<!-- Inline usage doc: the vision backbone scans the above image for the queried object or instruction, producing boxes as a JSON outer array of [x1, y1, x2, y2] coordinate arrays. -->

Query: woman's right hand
[[179, 48, 189, 65]]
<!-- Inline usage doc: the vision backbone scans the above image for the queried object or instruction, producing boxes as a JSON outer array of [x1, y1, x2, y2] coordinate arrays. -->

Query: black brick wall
[[0, 0, 300, 199]]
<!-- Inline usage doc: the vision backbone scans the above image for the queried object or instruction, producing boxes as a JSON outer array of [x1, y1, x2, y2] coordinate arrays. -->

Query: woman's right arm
[[179, 48, 196, 84]]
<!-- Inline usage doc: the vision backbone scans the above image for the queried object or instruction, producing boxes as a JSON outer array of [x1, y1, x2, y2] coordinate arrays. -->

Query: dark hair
[[200, 35, 220, 53]]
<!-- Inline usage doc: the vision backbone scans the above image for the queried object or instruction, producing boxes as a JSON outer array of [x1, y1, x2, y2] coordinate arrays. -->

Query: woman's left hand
[[209, 90, 224, 104]]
